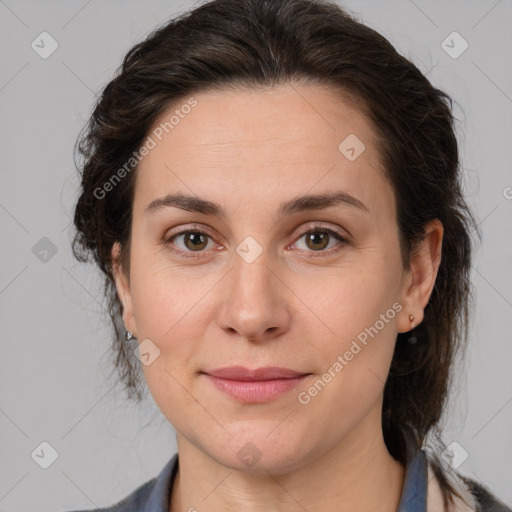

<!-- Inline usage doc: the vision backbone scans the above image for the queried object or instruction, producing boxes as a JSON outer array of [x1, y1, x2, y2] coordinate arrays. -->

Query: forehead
[[133, 83, 390, 216]]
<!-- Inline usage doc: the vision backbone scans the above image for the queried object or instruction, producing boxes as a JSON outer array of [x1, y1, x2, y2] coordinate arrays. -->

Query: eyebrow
[[144, 190, 369, 220]]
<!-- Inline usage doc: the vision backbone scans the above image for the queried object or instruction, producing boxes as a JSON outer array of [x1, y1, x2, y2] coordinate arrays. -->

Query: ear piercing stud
[[408, 314, 417, 344]]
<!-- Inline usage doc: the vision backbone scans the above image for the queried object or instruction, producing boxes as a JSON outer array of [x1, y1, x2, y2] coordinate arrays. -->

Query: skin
[[112, 82, 443, 512]]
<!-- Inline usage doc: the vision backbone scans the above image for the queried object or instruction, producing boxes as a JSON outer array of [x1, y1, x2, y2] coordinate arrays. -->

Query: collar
[[397, 446, 428, 511], [141, 453, 178, 512]]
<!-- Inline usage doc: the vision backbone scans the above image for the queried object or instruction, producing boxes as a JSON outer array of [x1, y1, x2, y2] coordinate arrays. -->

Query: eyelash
[[163, 222, 349, 259]]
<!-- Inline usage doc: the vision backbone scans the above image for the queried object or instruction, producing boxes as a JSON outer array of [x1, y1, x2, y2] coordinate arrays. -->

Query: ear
[[397, 219, 444, 333], [111, 241, 137, 338]]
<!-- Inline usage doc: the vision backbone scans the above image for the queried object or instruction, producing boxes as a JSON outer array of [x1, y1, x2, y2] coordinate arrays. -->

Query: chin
[[209, 431, 313, 475]]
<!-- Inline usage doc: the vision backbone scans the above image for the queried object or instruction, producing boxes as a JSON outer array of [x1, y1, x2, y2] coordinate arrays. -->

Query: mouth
[[200, 366, 312, 403]]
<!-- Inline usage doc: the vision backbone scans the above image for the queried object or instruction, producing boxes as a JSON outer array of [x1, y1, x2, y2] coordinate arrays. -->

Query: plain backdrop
[[0, 0, 511, 510]]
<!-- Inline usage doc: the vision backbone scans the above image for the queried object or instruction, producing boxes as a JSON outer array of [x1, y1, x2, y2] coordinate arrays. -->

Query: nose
[[216, 250, 291, 343]]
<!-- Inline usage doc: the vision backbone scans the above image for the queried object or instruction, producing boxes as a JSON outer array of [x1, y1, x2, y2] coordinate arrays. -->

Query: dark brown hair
[[71, 0, 481, 508]]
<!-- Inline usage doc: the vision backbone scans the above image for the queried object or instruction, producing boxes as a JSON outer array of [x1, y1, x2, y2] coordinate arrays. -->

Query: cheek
[[129, 248, 217, 338], [296, 261, 401, 398], [127, 257, 202, 401], [297, 259, 398, 341]]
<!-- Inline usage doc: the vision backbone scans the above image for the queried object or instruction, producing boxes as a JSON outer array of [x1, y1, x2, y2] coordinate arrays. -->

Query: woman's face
[[113, 83, 440, 473]]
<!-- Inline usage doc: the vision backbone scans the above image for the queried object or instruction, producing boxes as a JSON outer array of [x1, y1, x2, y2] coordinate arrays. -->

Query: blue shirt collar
[[397, 446, 428, 512]]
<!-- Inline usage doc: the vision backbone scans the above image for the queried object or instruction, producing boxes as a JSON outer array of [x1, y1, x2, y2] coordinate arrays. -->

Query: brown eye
[[304, 230, 330, 251], [181, 232, 209, 251], [292, 223, 349, 256], [164, 230, 215, 255]]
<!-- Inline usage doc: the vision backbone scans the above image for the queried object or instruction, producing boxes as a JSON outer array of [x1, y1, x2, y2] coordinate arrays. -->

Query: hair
[[71, 0, 481, 508]]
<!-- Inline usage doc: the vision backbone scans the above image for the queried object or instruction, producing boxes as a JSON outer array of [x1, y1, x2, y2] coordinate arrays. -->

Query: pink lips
[[202, 366, 310, 403]]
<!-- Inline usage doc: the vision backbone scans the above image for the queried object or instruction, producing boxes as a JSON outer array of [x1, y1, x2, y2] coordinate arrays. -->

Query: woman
[[69, 0, 511, 511]]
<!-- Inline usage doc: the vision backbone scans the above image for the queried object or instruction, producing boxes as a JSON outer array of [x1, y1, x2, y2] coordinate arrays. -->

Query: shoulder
[[461, 476, 512, 512], [63, 477, 157, 512], [426, 458, 512, 512], [62, 453, 178, 512]]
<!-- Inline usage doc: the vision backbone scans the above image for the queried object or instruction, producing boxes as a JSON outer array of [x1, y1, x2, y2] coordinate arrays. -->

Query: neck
[[169, 414, 405, 512]]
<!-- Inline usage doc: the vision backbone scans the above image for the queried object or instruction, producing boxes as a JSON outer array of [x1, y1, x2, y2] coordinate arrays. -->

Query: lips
[[201, 366, 311, 403], [203, 366, 308, 381]]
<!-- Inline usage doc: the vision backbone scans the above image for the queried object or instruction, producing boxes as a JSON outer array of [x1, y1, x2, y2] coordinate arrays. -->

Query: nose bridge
[[231, 243, 275, 311], [217, 240, 289, 339]]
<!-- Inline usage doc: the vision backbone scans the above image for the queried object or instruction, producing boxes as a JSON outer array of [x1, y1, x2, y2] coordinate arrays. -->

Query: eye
[[291, 222, 349, 257], [163, 226, 218, 258]]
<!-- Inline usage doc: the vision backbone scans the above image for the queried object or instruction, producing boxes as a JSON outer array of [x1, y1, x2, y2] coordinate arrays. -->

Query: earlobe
[[111, 241, 137, 337], [397, 219, 444, 333]]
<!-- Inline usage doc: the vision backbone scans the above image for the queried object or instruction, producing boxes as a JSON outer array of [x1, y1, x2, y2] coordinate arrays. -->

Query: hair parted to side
[[71, 0, 480, 508]]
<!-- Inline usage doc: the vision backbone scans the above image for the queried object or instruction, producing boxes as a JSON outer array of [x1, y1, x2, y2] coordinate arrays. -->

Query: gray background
[[0, 0, 511, 510]]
